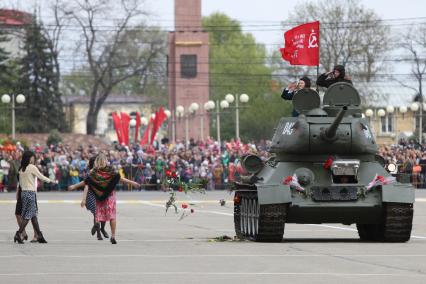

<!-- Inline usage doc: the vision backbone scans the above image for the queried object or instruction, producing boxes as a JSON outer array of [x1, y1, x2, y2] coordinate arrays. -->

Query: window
[[380, 114, 394, 133], [181, 54, 197, 78], [107, 113, 114, 130]]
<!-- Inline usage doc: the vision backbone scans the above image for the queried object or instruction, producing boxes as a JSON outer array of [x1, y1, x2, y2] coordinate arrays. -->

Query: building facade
[[63, 95, 153, 143], [168, 0, 210, 142], [0, 9, 31, 59], [366, 108, 418, 145]]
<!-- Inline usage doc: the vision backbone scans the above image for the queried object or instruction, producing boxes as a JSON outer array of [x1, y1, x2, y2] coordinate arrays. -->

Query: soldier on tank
[[281, 76, 311, 117], [316, 65, 352, 88]]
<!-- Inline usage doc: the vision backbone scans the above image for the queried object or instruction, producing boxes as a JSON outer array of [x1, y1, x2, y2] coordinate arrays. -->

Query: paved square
[[1, 190, 426, 284]]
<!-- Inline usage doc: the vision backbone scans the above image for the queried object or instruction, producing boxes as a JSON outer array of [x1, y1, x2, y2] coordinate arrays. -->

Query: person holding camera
[[281, 76, 311, 117], [316, 64, 352, 88]]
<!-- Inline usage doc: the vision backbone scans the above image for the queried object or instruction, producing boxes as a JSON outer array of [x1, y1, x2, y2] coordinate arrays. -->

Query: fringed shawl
[[86, 166, 120, 201]]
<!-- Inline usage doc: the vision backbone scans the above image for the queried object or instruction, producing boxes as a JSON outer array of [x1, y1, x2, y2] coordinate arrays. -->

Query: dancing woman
[[73, 154, 139, 244], [69, 156, 106, 240], [14, 151, 57, 244]]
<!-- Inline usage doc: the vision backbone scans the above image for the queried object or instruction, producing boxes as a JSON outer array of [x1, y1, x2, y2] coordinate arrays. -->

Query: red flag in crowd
[[280, 21, 320, 66], [135, 111, 141, 143], [120, 112, 131, 146], [150, 107, 168, 144], [140, 117, 153, 145], [111, 112, 124, 145]]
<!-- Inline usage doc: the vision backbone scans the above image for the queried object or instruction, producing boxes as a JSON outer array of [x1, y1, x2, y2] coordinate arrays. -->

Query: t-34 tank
[[234, 82, 414, 242]]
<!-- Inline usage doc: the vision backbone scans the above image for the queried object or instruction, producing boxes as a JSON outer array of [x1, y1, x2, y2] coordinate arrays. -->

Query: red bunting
[[120, 112, 131, 146], [280, 21, 320, 66], [140, 117, 153, 145], [135, 112, 141, 143], [150, 107, 168, 144], [111, 112, 124, 145]]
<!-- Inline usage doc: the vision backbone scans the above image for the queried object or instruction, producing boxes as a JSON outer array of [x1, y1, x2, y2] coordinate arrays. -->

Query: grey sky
[[146, 0, 426, 45], [2, 0, 425, 105], [5, 0, 426, 45]]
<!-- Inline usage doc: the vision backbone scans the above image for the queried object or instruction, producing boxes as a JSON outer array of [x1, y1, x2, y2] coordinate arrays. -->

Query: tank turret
[[270, 83, 377, 155]]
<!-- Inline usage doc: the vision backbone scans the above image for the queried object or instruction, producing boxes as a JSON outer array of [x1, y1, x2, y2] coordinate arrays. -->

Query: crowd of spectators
[[2, 136, 425, 192], [0, 137, 271, 192], [379, 139, 426, 188]]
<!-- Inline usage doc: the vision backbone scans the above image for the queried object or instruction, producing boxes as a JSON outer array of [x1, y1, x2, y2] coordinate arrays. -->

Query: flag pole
[[316, 21, 320, 93]]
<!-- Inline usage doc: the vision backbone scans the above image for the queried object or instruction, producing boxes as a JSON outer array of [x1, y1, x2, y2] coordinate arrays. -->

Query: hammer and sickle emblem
[[308, 29, 318, 48]]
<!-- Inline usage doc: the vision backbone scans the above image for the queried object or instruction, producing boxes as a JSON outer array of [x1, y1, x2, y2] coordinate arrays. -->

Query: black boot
[[14, 231, 24, 244], [100, 222, 109, 238], [95, 224, 103, 240], [91, 217, 97, 235], [31, 217, 47, 243], [37, 232, 48, 243]]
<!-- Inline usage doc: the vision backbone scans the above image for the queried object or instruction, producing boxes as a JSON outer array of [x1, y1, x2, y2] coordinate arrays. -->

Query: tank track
[[234, 190, 287, 242], [357, 202, 413, 242]]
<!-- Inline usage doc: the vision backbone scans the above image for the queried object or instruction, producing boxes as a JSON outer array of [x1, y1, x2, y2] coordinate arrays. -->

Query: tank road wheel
[[357, 203, 413, 242], [234, 191, 287, 242], [382, 203, 413, 242]]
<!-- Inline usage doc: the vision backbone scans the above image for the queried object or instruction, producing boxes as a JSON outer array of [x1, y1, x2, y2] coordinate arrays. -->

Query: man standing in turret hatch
[[316, 65, 352, 88]]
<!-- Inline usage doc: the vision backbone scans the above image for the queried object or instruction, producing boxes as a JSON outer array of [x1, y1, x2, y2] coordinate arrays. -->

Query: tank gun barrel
[[324, 106, 348, 139]]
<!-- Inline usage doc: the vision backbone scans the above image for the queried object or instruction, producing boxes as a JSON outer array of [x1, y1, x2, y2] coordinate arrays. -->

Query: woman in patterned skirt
[[14, 151, 57, 244], [69, 156, 107, 240], [72, 153, 139, 244]]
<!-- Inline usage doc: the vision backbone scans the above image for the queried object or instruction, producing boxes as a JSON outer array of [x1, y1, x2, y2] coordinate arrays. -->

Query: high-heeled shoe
[[14, 231, 24, 244], [96, 226, 103, 241], [37, 232, 48, 243], [91, 225, 97, 236], [22, 232, 28, 241], [100, 228, 109, 238], [110, 237, 117, 244]]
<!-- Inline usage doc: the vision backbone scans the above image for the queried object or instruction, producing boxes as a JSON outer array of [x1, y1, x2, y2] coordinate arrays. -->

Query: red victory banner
[[140, 117, 153, 145], [280, 21, 320, 66], [150, 107, 168, 144], [134, 111, 141, 143], [120, 112, 131, 146], [111, 112, 124, 145]]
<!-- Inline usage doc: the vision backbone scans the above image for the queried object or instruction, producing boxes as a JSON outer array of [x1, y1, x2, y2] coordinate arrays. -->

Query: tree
[[286, 0, 390, 82], [397, 23, 426, 139], [203, 13, 286, 141], [61, 0, 166, 134], [18, 16, 67, 132]]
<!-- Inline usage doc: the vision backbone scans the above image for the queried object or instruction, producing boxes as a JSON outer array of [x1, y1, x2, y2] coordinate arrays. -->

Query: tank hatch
[[292, 89, 321, 115], [323, 82, 361, 107]]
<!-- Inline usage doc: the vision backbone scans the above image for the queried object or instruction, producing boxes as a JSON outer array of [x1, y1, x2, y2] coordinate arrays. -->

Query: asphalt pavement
[[1, 190, 426, 284]]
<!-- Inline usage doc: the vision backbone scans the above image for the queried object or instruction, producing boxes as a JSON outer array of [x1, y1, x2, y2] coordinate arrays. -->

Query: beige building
[[365, 107, 417, 145], [63, 95, 154, 142], [0, 9, 31, 59]]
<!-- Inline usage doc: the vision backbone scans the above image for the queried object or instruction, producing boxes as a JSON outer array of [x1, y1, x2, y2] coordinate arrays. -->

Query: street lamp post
[[225, 93, 249, 140], [130, 118, 137, 144], [1, 93, 26, 140], [410, 102, 423, 144]]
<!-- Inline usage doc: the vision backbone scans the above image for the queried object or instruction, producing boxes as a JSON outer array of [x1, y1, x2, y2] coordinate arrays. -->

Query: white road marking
[[0, 272, 425, 277], [308, 224, 426, 239], [1, 254, 426, 258]]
